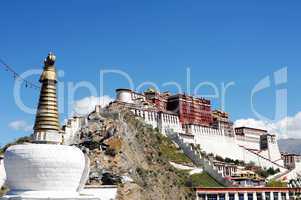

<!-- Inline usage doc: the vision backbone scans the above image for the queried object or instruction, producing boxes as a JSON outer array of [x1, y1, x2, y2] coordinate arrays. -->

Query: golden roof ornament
[[40, 52, 57, 82], [33, 52, 61, 144], [44, 52, 56, 66]]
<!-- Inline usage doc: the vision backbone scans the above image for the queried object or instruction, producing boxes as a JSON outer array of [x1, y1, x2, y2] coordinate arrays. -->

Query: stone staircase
[[166, 129, 232, 187]]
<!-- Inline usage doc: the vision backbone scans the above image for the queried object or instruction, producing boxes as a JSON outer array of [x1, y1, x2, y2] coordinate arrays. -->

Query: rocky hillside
[[78, 108, 195, 200]]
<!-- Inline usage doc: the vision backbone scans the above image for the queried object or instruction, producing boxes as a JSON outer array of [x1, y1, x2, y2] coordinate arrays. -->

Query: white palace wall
[[256, 146, 283, 167], [132, 109, 159, 129], [189, 125, 286, 172], [159, 112, 183, 135], [131, 109, 183, 135], [236, 136, 260, 151], [63, 117, 87, 145]]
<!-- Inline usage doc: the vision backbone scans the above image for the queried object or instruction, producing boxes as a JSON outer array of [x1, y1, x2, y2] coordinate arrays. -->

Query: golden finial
[[44, 52, 56, 66], [40, 52, 57, 82]]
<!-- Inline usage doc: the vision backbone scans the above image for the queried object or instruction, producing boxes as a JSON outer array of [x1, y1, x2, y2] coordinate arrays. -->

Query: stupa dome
[[4, 144, 85, 197]]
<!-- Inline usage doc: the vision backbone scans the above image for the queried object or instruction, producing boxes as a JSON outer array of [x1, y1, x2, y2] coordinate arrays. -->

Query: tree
[[215, 155, 224, 162]]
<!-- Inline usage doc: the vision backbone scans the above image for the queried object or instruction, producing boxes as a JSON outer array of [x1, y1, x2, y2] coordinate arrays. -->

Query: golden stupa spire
[[33, 53, 61, 143]]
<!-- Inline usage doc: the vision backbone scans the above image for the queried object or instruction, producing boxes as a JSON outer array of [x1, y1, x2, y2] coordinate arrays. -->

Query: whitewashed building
[[196, 187, 291, 200], [62, 117, 87, 145]]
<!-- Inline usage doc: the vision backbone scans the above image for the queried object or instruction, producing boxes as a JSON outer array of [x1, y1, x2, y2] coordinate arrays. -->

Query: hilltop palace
[[107, 88, 286, 170]]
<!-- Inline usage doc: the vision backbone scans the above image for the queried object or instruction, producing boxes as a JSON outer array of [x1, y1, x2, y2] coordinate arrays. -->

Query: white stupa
[[1, 53, 96, 199]]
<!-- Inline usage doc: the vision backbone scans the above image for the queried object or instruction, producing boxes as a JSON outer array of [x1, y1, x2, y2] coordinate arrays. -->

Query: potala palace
[[110, 88, 285, 171]]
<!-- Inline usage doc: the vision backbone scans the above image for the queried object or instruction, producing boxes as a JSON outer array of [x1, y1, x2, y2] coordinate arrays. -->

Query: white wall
[[159, 113, 183, 135], [143, 110, 159, 129], [267, 138, 284, 166], [131, 109, 183, 135], [63, 117, 86, 145], [81, 186, 117, 200], [0, 158, 6, 188], [116, 89, 133, 103], [192, 130, 286, 172], [236, 137, 260, 150]]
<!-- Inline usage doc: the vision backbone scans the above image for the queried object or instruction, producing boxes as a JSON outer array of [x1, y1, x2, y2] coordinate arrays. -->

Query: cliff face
[[78, 108, 194, 200]]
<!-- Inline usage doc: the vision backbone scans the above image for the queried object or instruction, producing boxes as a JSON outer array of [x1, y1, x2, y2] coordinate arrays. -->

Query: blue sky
[[0, 0, 301, 145]]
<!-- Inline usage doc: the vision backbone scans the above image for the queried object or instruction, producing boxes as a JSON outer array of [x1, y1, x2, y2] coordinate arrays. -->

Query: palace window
[[229, 193, 235, 200], [256, 193, 262, 200], [281, 193, 286, 200], [265, 192, 270, 200], [218, 194, 225, 200], [273, 192, 278, 200], [207, 194, 218, 200], [238, 193, 244, 200], [247, 193, 253, 200]]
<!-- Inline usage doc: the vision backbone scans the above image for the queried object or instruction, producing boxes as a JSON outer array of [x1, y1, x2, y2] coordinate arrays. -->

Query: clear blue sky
[[0, 0, 300, 145]]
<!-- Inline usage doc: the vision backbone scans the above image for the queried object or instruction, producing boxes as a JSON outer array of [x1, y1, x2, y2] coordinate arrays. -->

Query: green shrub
[[0, 186, 8, 197], [266, 179, 287, 187], [158, 137, 192, 164], [186, 173, 223, 188], [215, 155, 224, 162]]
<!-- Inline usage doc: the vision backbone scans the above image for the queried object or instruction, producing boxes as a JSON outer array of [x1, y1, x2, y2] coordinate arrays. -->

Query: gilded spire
[[33, 53, 61, 143]]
